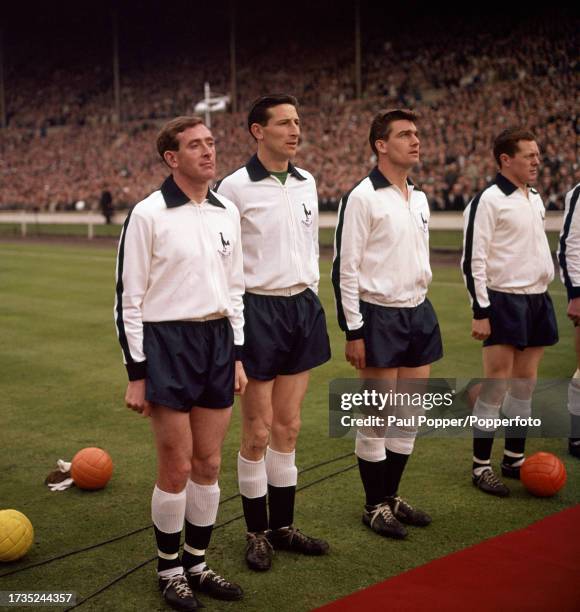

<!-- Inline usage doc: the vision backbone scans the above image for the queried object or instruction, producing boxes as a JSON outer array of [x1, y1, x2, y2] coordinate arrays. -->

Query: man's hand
[[346, 339, 366, 370], [567, 297, 580, 325], [234, 360, 248, 395], [472, 318, 491, 341], [125, 379, 151, 417]]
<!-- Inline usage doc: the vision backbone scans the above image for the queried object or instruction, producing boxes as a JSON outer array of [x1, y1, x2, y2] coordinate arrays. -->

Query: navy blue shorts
[[242, 289, 331, 380], [360, 298, 443, 368], [143, 319, 234, 410], [484, 289, 559, 350]]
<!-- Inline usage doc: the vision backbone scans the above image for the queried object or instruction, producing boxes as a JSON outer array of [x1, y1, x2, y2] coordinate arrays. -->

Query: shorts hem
[[279, 354, 331, 376], [483, 338, 559, 350], [245, 371, 277, 381], [366, 351, 443, 369], [146, 395, 192, 412], [147, 395, 233, 411], [245, 354, 331, 380], [193, 402, 233, 409]]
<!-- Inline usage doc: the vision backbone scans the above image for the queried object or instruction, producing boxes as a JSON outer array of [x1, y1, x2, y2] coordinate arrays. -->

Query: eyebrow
[[185, 137, 215, 145]]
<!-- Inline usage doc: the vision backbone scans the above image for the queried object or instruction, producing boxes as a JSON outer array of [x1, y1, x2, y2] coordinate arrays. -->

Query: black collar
[[207, 190, 226, 208], [369, 167, 414, 191], [245, 154, 307, 182], [161, 175, 225, 208], [495, 173, 519, 196]]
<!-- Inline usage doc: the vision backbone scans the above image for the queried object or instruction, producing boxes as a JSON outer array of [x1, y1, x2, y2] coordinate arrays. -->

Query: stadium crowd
[[0, 13, 577, 212]]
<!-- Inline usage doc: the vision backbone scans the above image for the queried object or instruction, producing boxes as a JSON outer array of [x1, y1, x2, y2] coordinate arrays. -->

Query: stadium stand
[[0, 9, 577, 212]]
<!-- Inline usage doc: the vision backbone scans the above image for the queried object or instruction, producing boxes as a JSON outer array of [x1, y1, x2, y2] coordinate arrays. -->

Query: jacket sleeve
[[311, 182, 321, 294], [461, 194, 496, 318], [332, 190, 370, 339], [228, 206, 245, 358], [114, 207, 153, 380], [558, 184, 580, 300], [216, 180, 245, 354]]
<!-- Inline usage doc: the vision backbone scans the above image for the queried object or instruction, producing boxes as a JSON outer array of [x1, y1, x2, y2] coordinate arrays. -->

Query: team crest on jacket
[[301, 203, 313, 227], [218, 231, 232, 256]]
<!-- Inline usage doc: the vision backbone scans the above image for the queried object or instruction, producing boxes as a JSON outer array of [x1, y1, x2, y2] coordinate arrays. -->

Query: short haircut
[[247, 94, 298, 136], [157, 116, 204, 161], [369, 108, 417, 156], [493, 127, 536, 167]]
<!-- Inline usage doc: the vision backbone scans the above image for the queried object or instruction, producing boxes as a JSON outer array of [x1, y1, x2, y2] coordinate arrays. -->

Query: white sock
[[355, 431, 386, 462], [501, 393, 532, 419], [185, 480, 220, 527], [151, 485, 186, 576], [385, 425, 416, 456], [472, 398, 501, 432], [265, 447, 297, 487], [237, 452, 268, 498], [151, 485, 186, 534]]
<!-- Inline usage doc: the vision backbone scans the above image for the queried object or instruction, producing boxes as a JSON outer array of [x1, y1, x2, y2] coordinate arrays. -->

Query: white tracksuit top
[[557, 183, 580, 301], [461, 173, 554, 319], [215, 154, 320, 293], [114, 175, 244, 381], [332, 167, 432, 340]]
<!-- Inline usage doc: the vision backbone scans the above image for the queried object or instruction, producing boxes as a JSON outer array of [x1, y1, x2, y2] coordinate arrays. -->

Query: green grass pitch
[[0, 241, 577, 611]]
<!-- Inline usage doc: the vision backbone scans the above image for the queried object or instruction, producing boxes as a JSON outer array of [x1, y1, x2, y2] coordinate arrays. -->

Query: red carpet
[[316, 505, 580, 612]]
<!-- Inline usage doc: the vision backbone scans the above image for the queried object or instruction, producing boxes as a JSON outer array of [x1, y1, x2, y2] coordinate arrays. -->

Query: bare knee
[[271, 415, 301, 450], [157, 457, 191, 492], [241, 425, 271, 460], [480, 379, 509, 406], [510, 377, 537, 400], [191, 455, 221, 484], [484, 362, 512, 378], [483, 346, 514, 380]]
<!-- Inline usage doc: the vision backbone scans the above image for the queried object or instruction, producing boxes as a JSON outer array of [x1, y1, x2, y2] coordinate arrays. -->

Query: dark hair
[[369, 108, 417, 156], [493, 127, 536, 167], [157, 116, 204, 162], [247, 94, 299, 137]]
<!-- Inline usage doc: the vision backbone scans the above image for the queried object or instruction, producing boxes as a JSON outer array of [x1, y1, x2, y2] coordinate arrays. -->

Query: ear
[[499, 152, 511, 169], [375, 139, 388, 155], [163, 150, 178, 169], [250, 122, 264, 142]]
